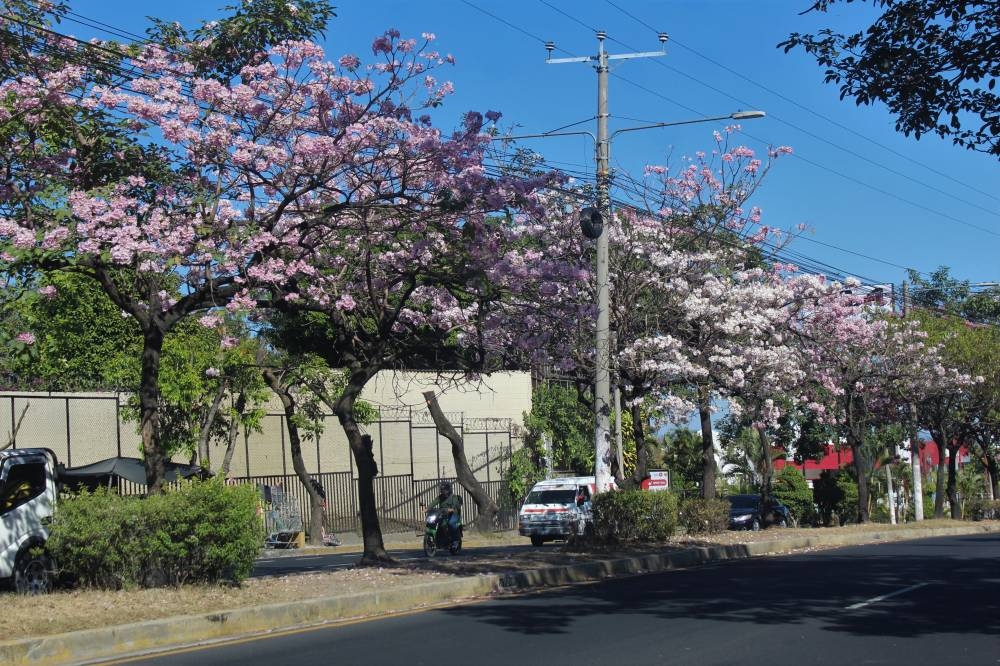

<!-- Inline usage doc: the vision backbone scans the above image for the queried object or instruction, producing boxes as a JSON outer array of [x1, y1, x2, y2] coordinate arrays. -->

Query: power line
[[602, 72, 1000, 239], [603, 0, 1000, 205], [9, 6, 946, 291], [530, 2, 1000, 237], [566, 10, 1000, 226]]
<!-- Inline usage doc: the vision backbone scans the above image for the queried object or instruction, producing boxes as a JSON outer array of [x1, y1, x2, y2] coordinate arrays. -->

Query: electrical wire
[[3, 6, 948, 295], [604, 0, 1000, 205]]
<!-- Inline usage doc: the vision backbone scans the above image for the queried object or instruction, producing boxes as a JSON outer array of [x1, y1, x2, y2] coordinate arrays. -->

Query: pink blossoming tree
[[0, 3, 552, 518], [789, 277, 973, 522]]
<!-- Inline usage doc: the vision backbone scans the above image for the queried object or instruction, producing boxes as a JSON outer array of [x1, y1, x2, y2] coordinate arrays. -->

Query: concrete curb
[[3, 523, 998, 665]]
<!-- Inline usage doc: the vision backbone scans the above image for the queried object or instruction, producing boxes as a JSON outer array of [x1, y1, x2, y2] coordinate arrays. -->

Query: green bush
[[964, 498, 1000, 521], [48, 480, 263, 589], [833, 474, 859, 524], [813, 471, 859, 525], [772, 466, 814, 526], [678, 497, 729, 535], [592, 490, 677, 542]]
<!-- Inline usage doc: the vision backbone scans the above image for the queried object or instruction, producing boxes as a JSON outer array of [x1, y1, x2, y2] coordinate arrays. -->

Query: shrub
[[678, 497, 729, 535], [48, 479, 263, 589], [592, 490, 677, 542], [772, 466, 814, 526], [834, 474, 859, 524], [964, 498, 1000, 521], [813, 470, 858, 525]]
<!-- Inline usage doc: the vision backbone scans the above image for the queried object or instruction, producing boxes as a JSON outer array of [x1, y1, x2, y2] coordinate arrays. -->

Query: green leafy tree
[[523, 383, 595, 476], [813, 469, 859, 525], [781, 1, 1000, 157], [1, 273, 140, 391], [662, 428, 704, 498], [773, 465, 815, 526], [147, 0, 337, 81]]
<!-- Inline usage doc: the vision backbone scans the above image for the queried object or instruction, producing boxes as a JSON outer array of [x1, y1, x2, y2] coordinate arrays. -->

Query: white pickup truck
[[0, 448, 59, 593]]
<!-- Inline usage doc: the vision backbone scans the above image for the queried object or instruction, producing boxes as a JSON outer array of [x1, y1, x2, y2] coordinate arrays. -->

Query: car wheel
[[750, 517, 761, 532], [14, 549, 53, 595], [777, 517, 788, 528], [530, 535, 544, 547]]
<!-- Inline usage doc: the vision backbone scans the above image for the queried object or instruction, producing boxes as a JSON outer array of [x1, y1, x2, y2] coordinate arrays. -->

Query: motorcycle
[[422, 506, 463, 557]]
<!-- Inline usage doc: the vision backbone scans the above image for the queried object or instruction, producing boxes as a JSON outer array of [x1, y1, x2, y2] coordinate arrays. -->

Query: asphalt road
[[113, 533, 1000, 665]]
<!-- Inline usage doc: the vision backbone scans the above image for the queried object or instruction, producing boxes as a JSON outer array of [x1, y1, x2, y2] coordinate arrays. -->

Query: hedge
[[964, 498, 1000, 521], [47, 479, 264, 589], [678, 497, 730, 535], [592, 490, 677, 542]]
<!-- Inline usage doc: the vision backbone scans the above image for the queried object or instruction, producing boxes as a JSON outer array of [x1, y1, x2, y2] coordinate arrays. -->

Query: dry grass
[[2, 519, 990, 642]]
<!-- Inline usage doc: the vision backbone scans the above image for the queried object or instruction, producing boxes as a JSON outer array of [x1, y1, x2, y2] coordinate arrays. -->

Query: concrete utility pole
[[546, 32, 667, 493], [523, 33, 765, 494]]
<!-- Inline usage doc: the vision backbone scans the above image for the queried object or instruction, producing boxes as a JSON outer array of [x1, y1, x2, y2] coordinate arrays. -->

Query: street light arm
[[493, 110, 764, 144], [610, 110, 765, 140]]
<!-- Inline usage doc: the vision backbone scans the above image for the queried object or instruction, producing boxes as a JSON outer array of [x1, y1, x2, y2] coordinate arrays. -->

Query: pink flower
[[336, 294, 357, 311], [38, 285, 58, 299], [15, 332, 35, 345]]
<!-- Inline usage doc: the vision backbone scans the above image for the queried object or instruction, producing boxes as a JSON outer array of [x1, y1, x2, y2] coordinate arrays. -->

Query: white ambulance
[[518, 476, 596, 546]]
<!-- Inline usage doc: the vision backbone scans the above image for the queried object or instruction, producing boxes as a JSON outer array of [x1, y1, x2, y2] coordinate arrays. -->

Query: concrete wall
[[0, 372, 529, 479]]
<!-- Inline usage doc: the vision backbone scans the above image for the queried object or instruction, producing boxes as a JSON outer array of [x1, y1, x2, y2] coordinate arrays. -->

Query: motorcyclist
[[430, 481, 463, 548]]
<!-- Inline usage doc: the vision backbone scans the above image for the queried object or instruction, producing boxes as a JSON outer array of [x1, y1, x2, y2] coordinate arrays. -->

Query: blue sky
[[66, 0, 999, 292]]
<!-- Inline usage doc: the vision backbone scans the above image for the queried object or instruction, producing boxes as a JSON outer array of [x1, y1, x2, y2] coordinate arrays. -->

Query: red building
[[773, 441, 970, 482]]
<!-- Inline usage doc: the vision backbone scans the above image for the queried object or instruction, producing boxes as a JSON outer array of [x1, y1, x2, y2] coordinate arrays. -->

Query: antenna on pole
[[544, 41, 555, 61]]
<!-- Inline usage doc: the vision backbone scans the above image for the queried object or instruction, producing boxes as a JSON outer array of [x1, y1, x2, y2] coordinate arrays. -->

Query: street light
[[496, 32, 766, 493], [495, 108, 766, 492], [593, 108, 766, 493]]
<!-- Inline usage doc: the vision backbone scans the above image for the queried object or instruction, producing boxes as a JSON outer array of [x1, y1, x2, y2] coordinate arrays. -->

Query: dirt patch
[[2, 519, 989, 642]]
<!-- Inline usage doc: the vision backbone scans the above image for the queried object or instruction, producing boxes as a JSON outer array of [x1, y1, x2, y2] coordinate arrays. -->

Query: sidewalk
[[3, 522, 998, 665]]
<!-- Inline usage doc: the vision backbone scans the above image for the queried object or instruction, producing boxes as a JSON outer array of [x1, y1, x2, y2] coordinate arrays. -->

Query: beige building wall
[[0, 371, 530, 479]]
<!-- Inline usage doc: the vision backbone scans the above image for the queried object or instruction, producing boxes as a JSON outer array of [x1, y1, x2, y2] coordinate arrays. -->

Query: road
[[111, 533, 1000, 665]]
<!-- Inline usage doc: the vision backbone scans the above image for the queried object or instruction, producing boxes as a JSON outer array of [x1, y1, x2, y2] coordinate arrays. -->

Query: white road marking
[[846, 582, 930, 610]]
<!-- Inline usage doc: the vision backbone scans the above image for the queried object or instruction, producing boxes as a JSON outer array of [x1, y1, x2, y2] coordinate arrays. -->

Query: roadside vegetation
[[1, 0, 999, 580]]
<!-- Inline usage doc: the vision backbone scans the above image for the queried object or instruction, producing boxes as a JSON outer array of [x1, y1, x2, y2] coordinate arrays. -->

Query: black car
[[726, 494, 791, 531]]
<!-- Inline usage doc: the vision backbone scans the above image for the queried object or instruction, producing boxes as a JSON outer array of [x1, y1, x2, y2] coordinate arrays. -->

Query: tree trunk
[[985, 449, 999, 501], [336, 370, 390, 565], [628, 401, 648, 490], [849, 436, 870, 523], [697, 388, 716, 499], [423, 391, 498, 533], [946, 443, 961, 519], [756, 426, 774, 500], [196, 382, 227, 473], [140, 327, 167, 495], [909, 410, 924, 521], [262, 369, 325, 546], [2, 403, 30, 452], [219, 393, 246, 478], [930, 428, 948, 518], [611, 383, 625, 487]]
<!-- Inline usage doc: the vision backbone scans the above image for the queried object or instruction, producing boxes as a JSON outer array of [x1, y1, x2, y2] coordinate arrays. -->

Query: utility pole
[[527, 34, 763, 494], [546, 31, 667, 493], [902, 280, 924, 521]]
